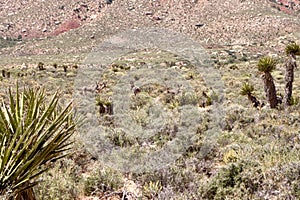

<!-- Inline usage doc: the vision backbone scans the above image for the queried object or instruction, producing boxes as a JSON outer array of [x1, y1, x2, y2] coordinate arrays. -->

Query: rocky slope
[[0, 0, 299, 63]]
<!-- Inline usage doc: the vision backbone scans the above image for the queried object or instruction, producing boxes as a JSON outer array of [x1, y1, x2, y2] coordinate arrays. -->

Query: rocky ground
[[0, 0, 299, 60], [1, 0, 300, 199]]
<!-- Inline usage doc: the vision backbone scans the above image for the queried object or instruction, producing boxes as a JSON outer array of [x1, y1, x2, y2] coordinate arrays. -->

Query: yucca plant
[[284, 43, 300, 106], [0, 87, 77, 199], [257, 56, 278, 108], [240, 83, 261, 107], [285, 43, 300, 56]]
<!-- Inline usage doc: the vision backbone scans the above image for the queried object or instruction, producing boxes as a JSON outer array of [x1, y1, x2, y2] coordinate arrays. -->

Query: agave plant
[[0, 87, 77, 199], [240, 83, 261, 108], [257, 56, 278, 108], [284, 43, 299, 106]]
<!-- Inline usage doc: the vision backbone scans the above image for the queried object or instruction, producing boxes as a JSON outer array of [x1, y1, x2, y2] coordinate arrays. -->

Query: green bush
[[200, 161, 260, 200], [84, 167, 124, 196]]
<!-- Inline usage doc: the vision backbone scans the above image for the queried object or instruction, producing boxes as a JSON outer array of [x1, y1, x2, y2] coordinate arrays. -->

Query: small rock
[[0, 25, 5, 31], [21, 63, 28, 70], [195, 23, 205, 28], [66, 72, 76, 77], [160, 62, 168, 67], [145, 11, 153, 15], [90, 14, 97, 19], [128, 6, 135, 11], [80, 3, 88, 8], [81, 15, 88, 20], [152, 16, 162, 20], [73, 7, 80, 12]]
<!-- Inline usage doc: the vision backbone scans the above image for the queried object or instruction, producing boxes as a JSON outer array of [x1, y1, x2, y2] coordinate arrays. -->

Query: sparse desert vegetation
[[0, 0, 300, 199]]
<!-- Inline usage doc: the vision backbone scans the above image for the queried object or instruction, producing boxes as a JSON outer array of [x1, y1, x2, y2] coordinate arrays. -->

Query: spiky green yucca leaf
[[0, 87, 77, 198], [257, 56, 277, 73], [285, 43, 300, 56], [240, 83, 254, 96]]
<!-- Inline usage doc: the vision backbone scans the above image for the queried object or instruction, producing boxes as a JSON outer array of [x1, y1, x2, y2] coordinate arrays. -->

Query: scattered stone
[[90, 15, 97, 19], [195, 23, 205, 28], [160, 62, 168, 67], [145, 11, 153, 15], [21, 63, 28, 70], [0, 24, 5, 31], [66, 72, 76, 77], [73, 7, 80, 13], [152, 16, 162, 20], [128, 6, 135, 11]]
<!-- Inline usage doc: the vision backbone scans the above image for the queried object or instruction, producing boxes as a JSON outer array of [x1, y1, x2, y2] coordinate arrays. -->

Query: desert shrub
[[288, 95, 299, 106], [133, 157, 202, 196], [130, 92, 152, 109], [257, 162, 300, 199], [34, 160, 81, 200], [0, 37, 18, 48], [225, 58, 236, 65], [106, 129, 136, 147], [223, 149, 239, 164], [84, 167, 123, 196], [239, 55, 248, 62], [157, 185, 176, 199], [223, 105, 246, 131], [143, 180, 162, 199], [37, 62, 45, 70], [229, 64, 238, 70], [178, 92, 199, 106], [199, 161, 262, 199], [96, 97, 113, 115], [111, 62, 130, 72]]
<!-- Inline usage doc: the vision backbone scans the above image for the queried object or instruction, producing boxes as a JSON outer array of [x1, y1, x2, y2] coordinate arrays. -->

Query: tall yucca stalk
[[257, 56, 278, 108], [284, 42, 300, 106], [0, 87, 77, 199]]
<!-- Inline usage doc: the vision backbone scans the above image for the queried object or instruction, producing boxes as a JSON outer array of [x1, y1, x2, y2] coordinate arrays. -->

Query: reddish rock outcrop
[[51, 19, 81, 36]]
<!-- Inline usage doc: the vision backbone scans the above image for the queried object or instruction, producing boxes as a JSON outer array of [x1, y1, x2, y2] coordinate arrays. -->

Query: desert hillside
[[0, 0, 300, 199], [0, 0, 299, 56]]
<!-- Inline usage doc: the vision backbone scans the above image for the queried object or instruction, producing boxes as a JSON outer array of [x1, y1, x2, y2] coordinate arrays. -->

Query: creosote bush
[[84, 167, 124, 196]]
